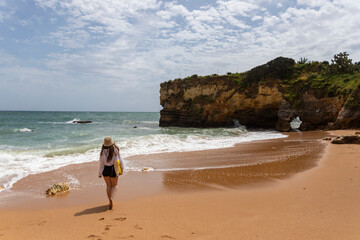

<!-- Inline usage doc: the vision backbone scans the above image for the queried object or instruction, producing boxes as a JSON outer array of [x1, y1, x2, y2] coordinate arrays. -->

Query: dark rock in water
[[46, 182, 70, 196], [331, 135, 360, 144], [133, 126, 137, 128], [73, 120, 92, 124]]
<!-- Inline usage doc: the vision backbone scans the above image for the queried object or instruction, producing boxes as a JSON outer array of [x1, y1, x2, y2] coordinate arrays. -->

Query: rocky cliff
[[160, 57, 360, 131]]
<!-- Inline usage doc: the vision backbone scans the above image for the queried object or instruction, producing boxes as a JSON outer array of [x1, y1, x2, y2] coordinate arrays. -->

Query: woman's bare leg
[[103, 177, 112, 207], [110, 176, 119, 208]]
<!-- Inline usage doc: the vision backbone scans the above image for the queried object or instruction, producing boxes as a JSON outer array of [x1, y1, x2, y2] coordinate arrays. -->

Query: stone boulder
[[331, 135, 360, 144], [142, 167, 153, 172], [73, 120, 92, 124], [46, 183, 70, 196]]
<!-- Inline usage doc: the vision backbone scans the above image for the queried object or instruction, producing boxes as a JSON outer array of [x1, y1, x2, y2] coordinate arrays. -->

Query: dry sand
[[0, 130, 359, 239]]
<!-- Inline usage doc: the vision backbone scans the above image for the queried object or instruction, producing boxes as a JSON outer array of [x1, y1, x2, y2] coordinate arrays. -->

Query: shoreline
[[0, 130, 359, 239], [1, 130, 327, 210], [1, 130, 360, 239]]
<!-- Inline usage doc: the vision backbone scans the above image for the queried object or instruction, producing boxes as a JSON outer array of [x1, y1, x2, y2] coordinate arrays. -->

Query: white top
[[98, 147, 124, 177]]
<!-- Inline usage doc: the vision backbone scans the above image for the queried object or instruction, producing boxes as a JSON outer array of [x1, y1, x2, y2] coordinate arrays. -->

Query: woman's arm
[[98, 154, 105, 178]]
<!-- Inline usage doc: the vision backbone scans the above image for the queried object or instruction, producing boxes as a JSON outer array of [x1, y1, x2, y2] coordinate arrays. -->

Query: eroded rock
[[73, 120, 92, 124], [159, 59, 360, 131], [46, 182, 69, 196], [331, 135, 360, 144], [142, 167, 153, 172]]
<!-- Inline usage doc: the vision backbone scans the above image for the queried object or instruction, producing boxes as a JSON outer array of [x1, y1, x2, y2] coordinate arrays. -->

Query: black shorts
[[102, 165, 116, 177]]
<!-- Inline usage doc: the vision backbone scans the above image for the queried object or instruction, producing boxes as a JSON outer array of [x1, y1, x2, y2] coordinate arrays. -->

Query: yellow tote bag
[[117, 160, 123, 175]]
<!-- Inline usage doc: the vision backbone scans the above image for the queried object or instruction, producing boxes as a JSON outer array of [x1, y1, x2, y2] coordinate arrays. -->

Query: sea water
[[0, 111, 286, 191]]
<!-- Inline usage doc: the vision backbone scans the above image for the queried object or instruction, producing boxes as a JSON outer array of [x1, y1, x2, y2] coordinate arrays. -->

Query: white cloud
[[158, 2, 190, 19], [297, 0, 330, 7], [217, 0, 259, 17], [251, 15, 262, 21]]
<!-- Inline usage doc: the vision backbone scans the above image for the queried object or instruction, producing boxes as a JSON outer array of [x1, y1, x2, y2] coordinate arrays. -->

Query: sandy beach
[[0, 130, 359, 239]]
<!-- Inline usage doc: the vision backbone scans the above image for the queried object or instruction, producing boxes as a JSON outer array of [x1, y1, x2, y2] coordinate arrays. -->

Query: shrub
[[297, 57, 309, 64], [243, 57, 296, 87], [330, 52, 354, 74]]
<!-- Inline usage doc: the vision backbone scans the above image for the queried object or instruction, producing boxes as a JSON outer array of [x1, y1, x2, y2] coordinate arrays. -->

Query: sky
[[0, 0, 359, 112]]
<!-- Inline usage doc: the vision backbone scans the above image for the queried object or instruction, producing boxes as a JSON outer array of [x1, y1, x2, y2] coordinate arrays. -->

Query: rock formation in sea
[[73, 120, 92, 124], [160, 55, 360, 131]]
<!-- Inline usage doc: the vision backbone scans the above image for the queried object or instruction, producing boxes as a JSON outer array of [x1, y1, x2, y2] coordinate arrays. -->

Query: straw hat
[[103, 136, 114, 147]]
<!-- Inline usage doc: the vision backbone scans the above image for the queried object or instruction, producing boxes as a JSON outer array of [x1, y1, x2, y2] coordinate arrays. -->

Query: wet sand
[[1, 131, 325, 209], [1, 130, 360, 239]]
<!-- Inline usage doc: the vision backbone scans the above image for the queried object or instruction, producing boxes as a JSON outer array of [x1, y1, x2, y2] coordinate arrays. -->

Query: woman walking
[[98, 136, 124, 210]]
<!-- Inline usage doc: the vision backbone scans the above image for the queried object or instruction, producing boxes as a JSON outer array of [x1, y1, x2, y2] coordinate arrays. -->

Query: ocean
[[0, 111, 287, 191]]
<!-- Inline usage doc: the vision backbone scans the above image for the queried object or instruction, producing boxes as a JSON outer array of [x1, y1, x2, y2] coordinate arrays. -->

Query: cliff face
[[160, 57, 360, 131], [160, 78, 354, 131]]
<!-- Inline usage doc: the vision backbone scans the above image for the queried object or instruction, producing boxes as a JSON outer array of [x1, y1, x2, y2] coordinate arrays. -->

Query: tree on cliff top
[[330, 52, 354, 74], [243, 57, 296, 87]]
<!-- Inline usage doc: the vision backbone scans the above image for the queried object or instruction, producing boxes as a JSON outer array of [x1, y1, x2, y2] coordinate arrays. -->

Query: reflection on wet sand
[[162, 131, 326, 190]]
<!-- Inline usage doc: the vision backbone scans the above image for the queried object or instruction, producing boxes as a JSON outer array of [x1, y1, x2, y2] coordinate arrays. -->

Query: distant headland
[[160, 52, 360, 131]]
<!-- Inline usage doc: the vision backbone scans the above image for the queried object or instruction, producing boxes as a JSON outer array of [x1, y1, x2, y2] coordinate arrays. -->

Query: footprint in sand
[[114, 217, 127, 221], [161, 235, 176, 239], [38, 221, 47, 226], [120, 235, 134, 239], [98, 218, 105, 221], [134, 224, 143, 230], [101, 224, 114, 235], [87, 234, 101, 240]]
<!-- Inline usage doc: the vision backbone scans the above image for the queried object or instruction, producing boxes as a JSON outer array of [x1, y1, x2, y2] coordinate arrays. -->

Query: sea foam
[[14, 128, 34, 133]]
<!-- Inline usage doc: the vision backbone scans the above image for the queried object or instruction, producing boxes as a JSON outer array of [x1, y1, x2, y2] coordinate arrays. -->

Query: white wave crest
[[14, 128, 34, 133], [66, 118, 80, 124]]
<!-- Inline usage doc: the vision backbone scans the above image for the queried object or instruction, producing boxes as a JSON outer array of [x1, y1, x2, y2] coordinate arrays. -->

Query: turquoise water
[[0, 111, 159, 151], [0, 111, 286, 191]]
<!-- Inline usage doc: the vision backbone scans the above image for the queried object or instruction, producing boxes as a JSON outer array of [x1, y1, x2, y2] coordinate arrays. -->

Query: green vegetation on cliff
[[280, 52, 360, 108]]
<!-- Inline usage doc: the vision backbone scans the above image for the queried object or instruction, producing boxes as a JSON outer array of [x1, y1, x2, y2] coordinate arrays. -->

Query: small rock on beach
[[142, 167, 153, 172], [331, 135, 360, 144], [46, 182, 70, 196]]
